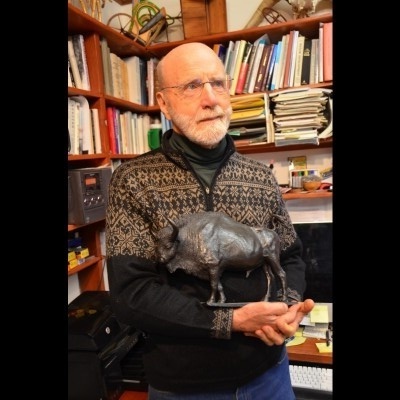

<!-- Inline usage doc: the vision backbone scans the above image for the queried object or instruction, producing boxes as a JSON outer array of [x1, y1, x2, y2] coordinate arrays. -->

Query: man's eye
[[211, 80, 224, 88], [185, 82, 201, 91]]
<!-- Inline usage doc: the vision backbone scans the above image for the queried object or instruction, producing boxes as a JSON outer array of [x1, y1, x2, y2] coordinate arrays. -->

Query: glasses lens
[[182, 77, 231, 98]]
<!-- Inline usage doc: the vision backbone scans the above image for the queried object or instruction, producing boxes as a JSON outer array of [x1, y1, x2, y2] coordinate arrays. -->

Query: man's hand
[[232, 301, 289, 333], [241, 299, 315, 346]]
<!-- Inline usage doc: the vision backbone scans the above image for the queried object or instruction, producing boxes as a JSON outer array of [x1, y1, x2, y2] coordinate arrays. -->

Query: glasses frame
[[160, 75, 233, 98]]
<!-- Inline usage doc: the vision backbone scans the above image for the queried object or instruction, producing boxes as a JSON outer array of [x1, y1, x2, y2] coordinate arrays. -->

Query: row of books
[[68, 34, 160, 107], [270, 87, 332, 147], [100, 37, 159, 106], [68, 34, 91, 91], [68, 96, 102, 155], [214, 21, 332, 96], [226, 87, 333, 148], [106, 106, 160, 155]]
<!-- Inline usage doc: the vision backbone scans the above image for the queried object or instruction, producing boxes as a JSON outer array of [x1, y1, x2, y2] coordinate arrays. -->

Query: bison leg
[[264, 252, 288, 303], [263, 264, 272, 301], [207, 269, 226, 305]]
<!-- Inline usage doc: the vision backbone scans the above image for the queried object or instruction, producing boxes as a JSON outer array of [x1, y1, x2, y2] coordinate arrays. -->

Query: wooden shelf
[[68, 256, 102, 276], [235, 137, 332, 155], [282, 190, 332, 201]]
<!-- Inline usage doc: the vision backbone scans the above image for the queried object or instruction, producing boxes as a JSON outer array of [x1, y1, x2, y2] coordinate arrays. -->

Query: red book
[[235, 43, 253, 94], [322, 22, 333, 81], [106, 106, 117, 154]]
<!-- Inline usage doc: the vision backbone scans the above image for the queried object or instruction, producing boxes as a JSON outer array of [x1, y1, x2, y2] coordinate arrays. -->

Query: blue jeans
[[148, 348, 295, 400]]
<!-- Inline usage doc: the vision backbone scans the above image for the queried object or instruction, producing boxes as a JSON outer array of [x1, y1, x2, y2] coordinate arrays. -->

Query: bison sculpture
[[154, 211, 288, 305]]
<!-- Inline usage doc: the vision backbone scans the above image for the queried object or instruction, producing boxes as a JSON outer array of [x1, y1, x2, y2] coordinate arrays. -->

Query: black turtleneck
[[169, 131, 227, 188]]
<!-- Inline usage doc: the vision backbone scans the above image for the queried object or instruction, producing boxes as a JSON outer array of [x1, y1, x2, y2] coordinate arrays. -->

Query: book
[[71, 95, 94, 154], [213, 43, 227, 64], [146, 57, 159, 106], [227, 40, 241, 83], [231, 98, 265, 111], [100, 37, 113, 96], [223, 40, 235, 74], [68, 97, 80, 154], [242, 42, 258, 93], [322, 22, 333, 81], [119, 57, 129, 101], [230, 40, 247, 95], [106, 107, 117, 154], [318, 23, 324, 83], [68, 36, 82, 89], [113, 108, 122, 154], [270, 40, 282, 91], [300, 38, 312, 85], [68, 59, 73, 87], [264, 44, 277, 91], [139, 58, 148, 105], [260, 44, 275, 92], [288, 30, 299, 88], [124, 55, 141, 104], [277, 34, 289, 89], [235, 42, 253, 94], [90, 108, 102, 154], [72, 34, 91, 90], [254, 43, 273, 92], [293, 35, 305, 87], [309, 38, 318, 84], [282, 30, 296, 89], [247, 39, 267, 93], [110, 53, 123, 99]]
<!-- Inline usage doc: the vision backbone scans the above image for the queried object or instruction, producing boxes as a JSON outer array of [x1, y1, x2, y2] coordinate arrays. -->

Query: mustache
[[195, 106, 231, 122]]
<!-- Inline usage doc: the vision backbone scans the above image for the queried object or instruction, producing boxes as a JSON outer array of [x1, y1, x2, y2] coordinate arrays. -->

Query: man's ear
[[156, 92, 171, 119]]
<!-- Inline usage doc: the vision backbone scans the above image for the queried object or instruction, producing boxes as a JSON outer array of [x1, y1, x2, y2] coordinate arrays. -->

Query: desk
[[287, 337, 332, 365], [119, 337, 332, 399]]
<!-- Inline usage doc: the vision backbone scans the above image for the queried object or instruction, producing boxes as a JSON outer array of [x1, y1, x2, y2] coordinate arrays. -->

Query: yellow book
[[231, 98, 265, 110], [231, 107, 264, 120]]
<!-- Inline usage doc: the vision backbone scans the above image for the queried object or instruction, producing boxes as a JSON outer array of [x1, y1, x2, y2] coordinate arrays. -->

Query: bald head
[[157, 42, 226, 89]]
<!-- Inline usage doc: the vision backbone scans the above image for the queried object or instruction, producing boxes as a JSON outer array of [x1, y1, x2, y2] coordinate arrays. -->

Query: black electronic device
[[293, 222, 333, 304], [68, 167, 112, 225], [68, 291, 148, 400]]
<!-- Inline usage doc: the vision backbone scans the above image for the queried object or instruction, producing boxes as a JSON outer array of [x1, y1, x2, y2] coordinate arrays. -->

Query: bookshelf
[[68, 3, 332, 295]]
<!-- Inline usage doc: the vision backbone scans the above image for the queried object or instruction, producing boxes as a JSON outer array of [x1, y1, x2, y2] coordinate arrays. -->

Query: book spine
[[247, 39, 266, 93], [68, 37, 83, 89], [229, 40, 247, 95], [90, 108, 102, 154], [293, 35, 305, 87], [322, 22, 333, 81], [235, 43, 253, 94], [260, 44, 275, 92], [254, 44, 272, 92], [300, 38, 312, 85], [72, 34, 91, 90], [242, 43, 258, 94], [106, 107, 117, 154]]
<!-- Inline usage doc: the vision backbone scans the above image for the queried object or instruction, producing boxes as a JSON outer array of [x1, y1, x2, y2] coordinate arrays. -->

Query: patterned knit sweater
[[106, 130, 306, 392]]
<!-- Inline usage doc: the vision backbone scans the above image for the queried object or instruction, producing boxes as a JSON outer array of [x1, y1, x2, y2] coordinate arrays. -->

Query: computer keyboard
[[290, 364, 332, 399]]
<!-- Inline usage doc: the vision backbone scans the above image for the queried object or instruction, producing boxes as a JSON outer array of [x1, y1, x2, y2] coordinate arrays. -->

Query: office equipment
[[68, 167, 112, 225], [290, 363, 332, 399], [68, 291, 147, 400]]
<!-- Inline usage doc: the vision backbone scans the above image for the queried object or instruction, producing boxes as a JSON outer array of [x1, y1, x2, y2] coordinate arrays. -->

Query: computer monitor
[[293, 222, 333, 304]]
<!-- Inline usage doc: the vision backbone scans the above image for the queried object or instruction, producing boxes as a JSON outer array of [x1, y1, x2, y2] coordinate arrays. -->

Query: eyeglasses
[[160, 76, 232, 98]]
